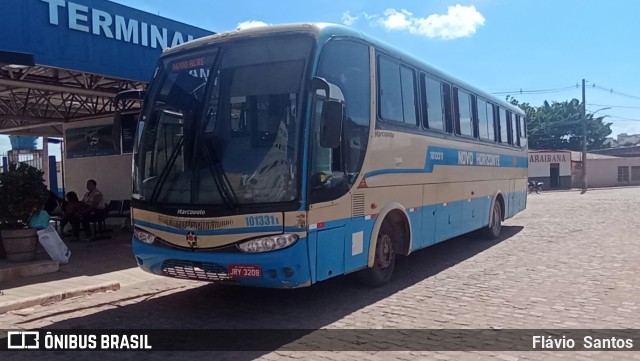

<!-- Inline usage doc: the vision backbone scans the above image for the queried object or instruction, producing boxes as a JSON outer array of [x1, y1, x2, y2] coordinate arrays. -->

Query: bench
[[52, 200, 131, 239]]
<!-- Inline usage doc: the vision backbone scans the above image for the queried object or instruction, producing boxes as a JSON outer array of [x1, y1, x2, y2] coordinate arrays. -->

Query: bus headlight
[[237, 234, 299, 253], [134, 228, 157, 244]]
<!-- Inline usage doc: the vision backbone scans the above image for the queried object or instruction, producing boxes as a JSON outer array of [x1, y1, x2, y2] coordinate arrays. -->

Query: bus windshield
[[133, 36, 313, 207]]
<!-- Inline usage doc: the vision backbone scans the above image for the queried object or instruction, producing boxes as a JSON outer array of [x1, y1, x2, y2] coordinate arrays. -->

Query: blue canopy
[[1, 0, 214, 82]]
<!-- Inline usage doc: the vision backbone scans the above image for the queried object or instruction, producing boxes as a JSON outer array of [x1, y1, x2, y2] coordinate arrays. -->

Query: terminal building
[[0, 0, 213, 203]]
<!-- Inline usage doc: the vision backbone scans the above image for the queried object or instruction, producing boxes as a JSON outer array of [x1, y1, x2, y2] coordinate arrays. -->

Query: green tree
[[508, 97, 612, 151]]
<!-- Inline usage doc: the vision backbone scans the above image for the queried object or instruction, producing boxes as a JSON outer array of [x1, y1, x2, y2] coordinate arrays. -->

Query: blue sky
[[109, 0, 640, 138], [6, 0, 640, 155]]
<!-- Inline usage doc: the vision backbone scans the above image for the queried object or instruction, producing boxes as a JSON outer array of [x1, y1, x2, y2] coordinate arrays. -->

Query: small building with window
[[528, 150, 572, 189], [570, 152, 640, 188], [529, 150, 640, 189]]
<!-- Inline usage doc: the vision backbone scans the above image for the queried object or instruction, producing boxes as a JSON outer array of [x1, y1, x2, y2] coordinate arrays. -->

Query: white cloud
[[378, 5, 485, 40], [379, 8, 413, 30], [342, 11, 358, 26], [236, 20, 269, 30]]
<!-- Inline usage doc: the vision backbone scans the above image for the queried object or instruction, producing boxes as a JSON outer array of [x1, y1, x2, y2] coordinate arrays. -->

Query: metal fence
[[0, 150, 45, 172]]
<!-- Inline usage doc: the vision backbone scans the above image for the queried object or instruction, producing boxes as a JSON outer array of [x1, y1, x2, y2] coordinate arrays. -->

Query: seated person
[[59, 191, 90, 241], [82, 179, 104, 210], [44, 190, 64, 216], [81, 179, 105, 240]]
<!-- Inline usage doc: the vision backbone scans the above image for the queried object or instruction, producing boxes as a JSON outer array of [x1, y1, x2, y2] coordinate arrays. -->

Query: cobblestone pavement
[[1, 187, 640, 360]]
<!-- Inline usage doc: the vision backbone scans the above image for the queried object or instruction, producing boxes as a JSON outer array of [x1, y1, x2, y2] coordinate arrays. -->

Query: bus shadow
[[373, 225, 523, 289], [9, 226, 522, 360]]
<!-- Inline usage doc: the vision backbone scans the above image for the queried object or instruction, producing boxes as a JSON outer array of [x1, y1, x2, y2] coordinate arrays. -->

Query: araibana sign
[[1, 0, 213, 81], [527, 151, 572, 177], [528, 153, 569, 163]]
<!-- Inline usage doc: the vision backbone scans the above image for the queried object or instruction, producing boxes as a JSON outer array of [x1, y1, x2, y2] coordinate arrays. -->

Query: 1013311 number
[[245, 215, 279, 227]]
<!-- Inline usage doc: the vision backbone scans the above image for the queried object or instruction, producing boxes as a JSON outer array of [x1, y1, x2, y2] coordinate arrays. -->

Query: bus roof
[[164, 23, 524, 116]]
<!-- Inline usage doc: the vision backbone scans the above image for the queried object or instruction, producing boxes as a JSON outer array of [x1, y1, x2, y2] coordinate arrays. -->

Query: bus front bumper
[[132, 237, 312, 288]]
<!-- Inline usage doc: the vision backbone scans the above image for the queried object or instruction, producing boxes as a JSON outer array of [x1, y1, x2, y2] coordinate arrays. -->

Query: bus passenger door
[[309, 39, 372, 282]]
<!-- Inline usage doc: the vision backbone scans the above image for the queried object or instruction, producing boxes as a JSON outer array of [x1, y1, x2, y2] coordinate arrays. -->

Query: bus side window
[[488, 103, 496, 142], [498, 107, 509, 145], [378, 56, 417, 126], [400, 66, 418, 126], [519, 115, 528, 148], [477, 98, 495, 141], [421, 74, 445, 131], [378, 57, 403, 123], [454, 88, 473, 137], [511, 112, 519, 147]]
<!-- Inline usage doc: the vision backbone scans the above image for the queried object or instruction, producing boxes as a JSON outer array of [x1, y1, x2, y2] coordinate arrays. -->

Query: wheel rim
[[377, 233, 394, 269], [491, 204, 501, 234]]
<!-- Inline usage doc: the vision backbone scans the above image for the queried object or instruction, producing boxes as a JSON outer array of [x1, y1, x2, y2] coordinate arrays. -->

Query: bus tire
[[483, 200, 502, 240], [358, 223, 396, 286]]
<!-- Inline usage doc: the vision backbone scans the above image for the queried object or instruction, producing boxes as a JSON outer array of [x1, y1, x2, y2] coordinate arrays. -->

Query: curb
[[0, 260, 60, 283], [0, 281, 121, 314]]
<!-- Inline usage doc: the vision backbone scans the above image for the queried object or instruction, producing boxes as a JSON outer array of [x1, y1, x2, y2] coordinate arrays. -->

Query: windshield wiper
[[150, 135, 185, 203], [196, 139, 239, 210]]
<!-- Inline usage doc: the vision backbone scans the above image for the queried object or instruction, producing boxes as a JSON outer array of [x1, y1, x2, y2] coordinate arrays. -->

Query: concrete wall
[[587, 157, 640, 188], [528, 151, 572, 177], [63, 117, 132, 204]]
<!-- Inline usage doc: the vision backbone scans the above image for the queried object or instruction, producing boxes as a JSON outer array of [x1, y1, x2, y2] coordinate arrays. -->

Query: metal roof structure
[[0, 0, 213, 137], [0, 62, 143, 136]]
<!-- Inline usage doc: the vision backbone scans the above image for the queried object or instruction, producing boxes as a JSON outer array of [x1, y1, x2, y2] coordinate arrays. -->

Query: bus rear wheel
[[358, 223, 396, 286], [483, 201, 502, 240]]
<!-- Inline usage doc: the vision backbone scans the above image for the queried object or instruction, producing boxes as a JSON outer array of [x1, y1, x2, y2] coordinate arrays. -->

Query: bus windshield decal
[[171, 57, 206, 72]]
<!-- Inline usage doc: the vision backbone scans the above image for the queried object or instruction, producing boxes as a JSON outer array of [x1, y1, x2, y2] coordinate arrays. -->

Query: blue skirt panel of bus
[[132, 236, 312, 288], [309, 217, 374, 282], [310, 190, 526, 282], [132, 191, 526, 288]]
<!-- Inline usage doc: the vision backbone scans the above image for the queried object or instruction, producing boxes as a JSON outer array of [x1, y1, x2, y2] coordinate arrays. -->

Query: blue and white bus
[[130, 23, 528, 288]]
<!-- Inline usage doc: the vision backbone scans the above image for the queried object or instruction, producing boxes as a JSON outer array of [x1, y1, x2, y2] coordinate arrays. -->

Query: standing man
[[82, 179, 105, 240]]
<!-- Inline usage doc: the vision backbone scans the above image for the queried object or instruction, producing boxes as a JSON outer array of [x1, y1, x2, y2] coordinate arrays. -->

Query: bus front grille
[[161, 260, 234, 282]]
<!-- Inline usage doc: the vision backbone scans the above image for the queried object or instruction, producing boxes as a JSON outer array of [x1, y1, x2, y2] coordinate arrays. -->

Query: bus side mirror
[[312, 77, 344, 149], [319, 100, 344, 148], [114, 89, 146, 153], [114, 89, 146, 127]]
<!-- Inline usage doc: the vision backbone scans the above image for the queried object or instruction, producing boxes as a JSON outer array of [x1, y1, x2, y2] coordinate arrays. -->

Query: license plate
[[227, 264, 262, 278]]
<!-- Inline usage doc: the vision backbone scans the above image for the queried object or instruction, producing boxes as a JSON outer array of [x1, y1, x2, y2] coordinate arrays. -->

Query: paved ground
[[1, 187, 639, 360]]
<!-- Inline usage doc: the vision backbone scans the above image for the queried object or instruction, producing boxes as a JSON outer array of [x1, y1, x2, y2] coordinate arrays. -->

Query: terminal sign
[[41, 0, 197, 49]]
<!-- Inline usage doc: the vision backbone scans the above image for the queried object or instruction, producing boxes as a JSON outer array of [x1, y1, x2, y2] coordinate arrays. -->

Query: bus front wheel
[[483, 201, 502, 240], [358, 223, 396, 286]]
